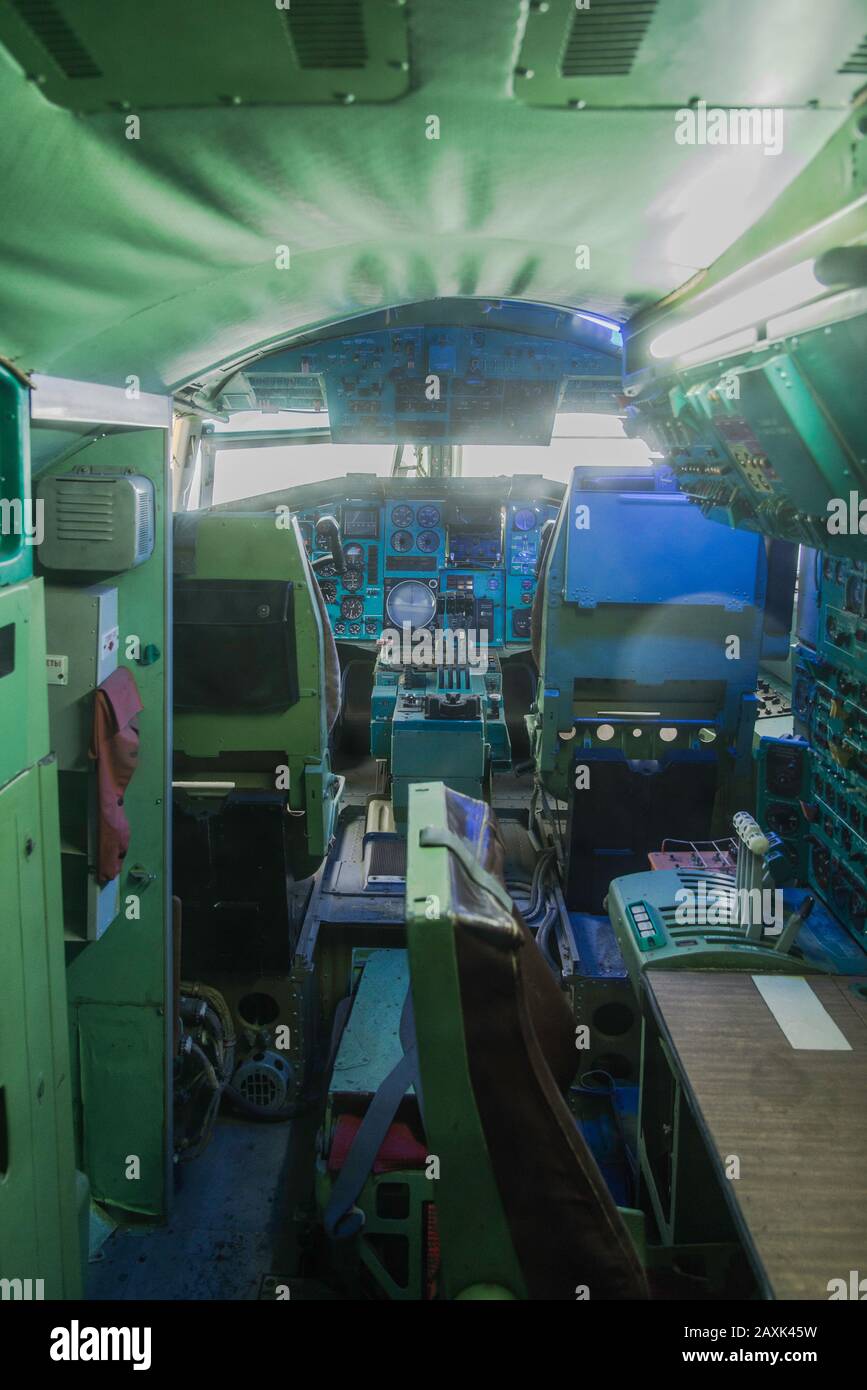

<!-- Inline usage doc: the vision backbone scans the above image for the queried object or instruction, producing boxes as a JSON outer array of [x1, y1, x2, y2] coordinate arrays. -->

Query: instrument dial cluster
[[298, 489, 558, 648]]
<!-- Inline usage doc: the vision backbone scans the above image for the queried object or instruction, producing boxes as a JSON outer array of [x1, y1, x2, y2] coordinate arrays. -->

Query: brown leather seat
[[446, 793, 648, 1300]]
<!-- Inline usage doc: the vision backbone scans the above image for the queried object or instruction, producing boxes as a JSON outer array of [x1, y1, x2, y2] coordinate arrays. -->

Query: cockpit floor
[[87, 1117, 294, 1301]]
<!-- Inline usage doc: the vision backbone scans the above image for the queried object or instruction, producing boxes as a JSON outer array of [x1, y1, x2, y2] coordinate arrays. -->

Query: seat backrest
[[528, 465, 768, 907], [405, 782, 648, 1300], [172, 509, 340, 859]]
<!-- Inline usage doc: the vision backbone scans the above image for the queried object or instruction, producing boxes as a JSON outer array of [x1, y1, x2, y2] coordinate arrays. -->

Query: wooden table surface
[[645, 971, 867, 1300]]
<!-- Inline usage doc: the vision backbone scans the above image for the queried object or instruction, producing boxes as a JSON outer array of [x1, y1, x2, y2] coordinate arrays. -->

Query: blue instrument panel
[[295, 493, 558, 646], [227, 320, 621, 445]]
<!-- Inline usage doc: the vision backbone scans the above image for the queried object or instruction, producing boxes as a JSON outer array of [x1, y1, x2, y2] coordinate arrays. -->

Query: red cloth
[[90, 667, 143, 885], [327, 1114, 428, 1174]]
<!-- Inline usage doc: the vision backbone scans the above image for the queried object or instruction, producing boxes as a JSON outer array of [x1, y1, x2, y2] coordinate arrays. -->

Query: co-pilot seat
[[529, 464, 768, 911], [316, 783, 647, 1300], [172, 509, 342, 867]]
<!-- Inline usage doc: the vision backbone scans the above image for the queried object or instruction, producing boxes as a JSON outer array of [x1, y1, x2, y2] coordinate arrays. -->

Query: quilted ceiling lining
[[0, 0, 862, 392]]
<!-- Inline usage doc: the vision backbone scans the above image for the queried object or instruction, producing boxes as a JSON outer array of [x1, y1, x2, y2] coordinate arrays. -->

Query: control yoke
[[311, 515, 347, 576]]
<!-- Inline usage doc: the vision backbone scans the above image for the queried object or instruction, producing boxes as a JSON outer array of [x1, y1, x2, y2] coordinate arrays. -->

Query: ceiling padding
[[0, 0, 410, 110], [515, 0, 867, 109], [0, 0, 860, 392]]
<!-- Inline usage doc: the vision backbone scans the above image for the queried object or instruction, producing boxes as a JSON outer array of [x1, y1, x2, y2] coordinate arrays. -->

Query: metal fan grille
[[560, 0, 658, 78], [238, 1067, 280, 1109]]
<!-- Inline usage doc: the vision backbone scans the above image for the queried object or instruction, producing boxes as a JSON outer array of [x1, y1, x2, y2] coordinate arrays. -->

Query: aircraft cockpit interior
[[2, 0, 867, 1337]]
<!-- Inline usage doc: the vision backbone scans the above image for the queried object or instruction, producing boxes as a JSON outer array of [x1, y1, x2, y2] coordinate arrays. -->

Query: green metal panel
[[0, 579, 49, 787], [515, 0, 864, 110], [0, 755, 81, 1297], [76, 1005, 166, 1215], [0, 0, 411, 112], [404, 780, 525, 1300], [39, 426, 174, 1219]]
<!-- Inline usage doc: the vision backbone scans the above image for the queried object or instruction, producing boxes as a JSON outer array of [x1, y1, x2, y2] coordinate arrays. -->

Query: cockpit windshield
[[204, 412, 657, 506]]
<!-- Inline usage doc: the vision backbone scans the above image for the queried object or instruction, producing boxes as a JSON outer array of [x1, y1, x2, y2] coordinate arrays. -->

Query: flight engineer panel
[[295, 490, 559, 647]]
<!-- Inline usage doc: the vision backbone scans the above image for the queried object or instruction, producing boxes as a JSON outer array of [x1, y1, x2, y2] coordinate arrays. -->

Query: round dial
[[385, 580, 437, 630], [342, 569, 363, 592], [391, 504, 414, 527], [341, 596, 364, 621], [344, 543, 365, 569], [319, 581, 337, 605], [417, 504, 440, 528], [315, 518, 336, 548], [316, 561, 337, 578], [514, 507, 537, 532], [390, 529, 414, 553], [417, 529, 439, 553]]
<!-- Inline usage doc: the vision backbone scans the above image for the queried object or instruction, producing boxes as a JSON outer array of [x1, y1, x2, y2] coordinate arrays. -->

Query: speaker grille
[[54, 481, 115, 543]]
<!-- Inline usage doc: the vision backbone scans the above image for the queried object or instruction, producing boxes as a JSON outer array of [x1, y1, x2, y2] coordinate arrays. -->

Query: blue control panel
[[294, 489, 559, 646], [223, 319, 621, 445]]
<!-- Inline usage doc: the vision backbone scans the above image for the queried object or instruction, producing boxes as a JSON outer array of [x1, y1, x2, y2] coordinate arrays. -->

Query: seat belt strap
[[324, 988, 423, 1240]]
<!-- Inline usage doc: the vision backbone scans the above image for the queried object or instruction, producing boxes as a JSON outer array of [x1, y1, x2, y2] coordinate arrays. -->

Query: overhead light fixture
[[675, 327, 758, 370], [650, 259, 826, 360], [573, 310, 623, 346], [766, 286, 867, 342]]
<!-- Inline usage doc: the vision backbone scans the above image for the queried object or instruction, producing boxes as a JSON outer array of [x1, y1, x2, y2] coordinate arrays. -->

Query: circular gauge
[[385, 580, 437, 630], [417, 504, 440, 528], [514, 507, 537, 532], [344, 543, 365, 569], [391, 504, 414, 527], [417, 530, 439, 553], [341, 596, 364, 621], [315, 518, 336, 547], [390, 529, 414, 553], [316, 561, 337, 578], [342, 570, 363, 592], [319, 581, 337, 605]]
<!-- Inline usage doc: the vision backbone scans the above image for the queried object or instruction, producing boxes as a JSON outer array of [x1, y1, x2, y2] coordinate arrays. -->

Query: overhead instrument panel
[[292, 480, 560, 646], [221, 322, 622, 444]]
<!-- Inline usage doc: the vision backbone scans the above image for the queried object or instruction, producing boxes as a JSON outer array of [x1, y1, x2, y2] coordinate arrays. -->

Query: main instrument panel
[[294, 481, 561, 647], [219, 310, 622, 446]]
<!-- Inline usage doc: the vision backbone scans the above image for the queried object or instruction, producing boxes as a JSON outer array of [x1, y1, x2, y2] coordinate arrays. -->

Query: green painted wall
[[0, 578, 82, 1297], [37, 425, 173, 1220]]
